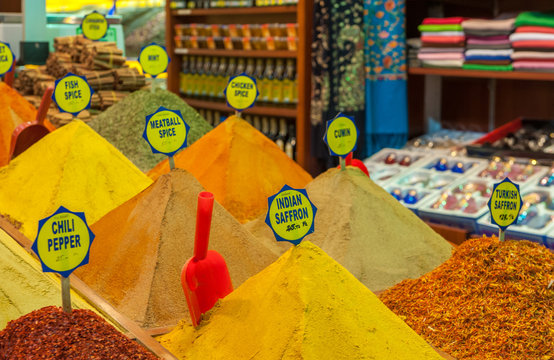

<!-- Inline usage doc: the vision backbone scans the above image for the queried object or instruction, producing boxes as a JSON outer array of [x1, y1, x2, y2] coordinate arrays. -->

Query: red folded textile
[[421, 35, 466, 43], [516, 26, 554, 34], [512, 40, 554, 49], [423, 17, 466, 25], [510, 57, 554, 62], [422, 41, 465, 48]]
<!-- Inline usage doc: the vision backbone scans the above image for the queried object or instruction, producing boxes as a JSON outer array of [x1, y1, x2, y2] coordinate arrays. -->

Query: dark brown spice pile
[[380, 237, 554, 360], [0, 306, 158, 359]]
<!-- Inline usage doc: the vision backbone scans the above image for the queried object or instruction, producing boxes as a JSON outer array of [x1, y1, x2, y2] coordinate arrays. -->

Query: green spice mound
[[380, 237, 554, 360], [0, 306, 157, 359], [89, 89, 212, 171]]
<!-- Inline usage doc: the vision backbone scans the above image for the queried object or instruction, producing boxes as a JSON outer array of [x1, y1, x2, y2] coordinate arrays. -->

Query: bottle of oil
[[216, 57, 228, 99], [236, 57, 246, 76], [282, 59, 295, 105], [245, 58, 255, 76], [271, 59, 285, 104], [260, 59, 274, 103], [292, 60, 298, 104], [275, 118, 287, 151], [253, 58, 265, 103], [196, 56, 206, 98], [268, 117, 279, 141], [180, 56, 190, 95], [201, 56, 212, 98], [189, 56, 198, 97], [208, 57, 220, 98], [261, 116, 270, 137], [285, 123, 296, 159], [252, 115, 262, 131]]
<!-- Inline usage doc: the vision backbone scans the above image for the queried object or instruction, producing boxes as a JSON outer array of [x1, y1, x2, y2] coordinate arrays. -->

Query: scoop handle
[[37, 87, 54, 125], [193, 191, 214, 261], [4, 60, 15, 87]]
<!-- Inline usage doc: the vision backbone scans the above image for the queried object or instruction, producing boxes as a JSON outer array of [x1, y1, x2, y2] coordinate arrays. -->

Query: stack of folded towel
[[462, 17, 515, 71], [417, 17, 466, 68], [511, 12, 554, 72]]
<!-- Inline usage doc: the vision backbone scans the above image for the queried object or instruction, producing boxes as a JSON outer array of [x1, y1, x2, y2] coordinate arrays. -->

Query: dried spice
[[380, 237, 554, 360], [158, 241, 443, 360], [0, 306, 157, 359], [246, 167, 452, 292], [89, 88, 212, 171], [148, 116, 312, 223], [75, 169, 276, 328], [0, 120, 152, 239]]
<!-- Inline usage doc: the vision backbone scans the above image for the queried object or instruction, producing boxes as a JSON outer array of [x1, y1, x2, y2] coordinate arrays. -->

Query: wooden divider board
[[0, 216, 177, 360]]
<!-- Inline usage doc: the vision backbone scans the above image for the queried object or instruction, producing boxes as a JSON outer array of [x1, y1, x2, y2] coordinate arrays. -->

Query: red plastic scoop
[[9, 86, 54, 160], [181, 191, 233, 326], [3, 60, 15, 87], [338, 152, 370, 177]]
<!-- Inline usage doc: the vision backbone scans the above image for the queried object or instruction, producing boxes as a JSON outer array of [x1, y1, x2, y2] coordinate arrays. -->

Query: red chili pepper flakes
[[0, 306, 158, 359], [380, 237, 554, 360]]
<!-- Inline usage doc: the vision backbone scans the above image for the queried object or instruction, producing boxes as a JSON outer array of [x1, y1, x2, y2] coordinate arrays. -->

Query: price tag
[[224, 73, 259, 111], [53, 73, 93, 115], [323, 113, 358, 158], [81, 11, 109, 41], [31, 206, 95, 278], [488, 178, 522, 231], [138, 43, 170, 77], [143, 106, 190, 156], [265, 185, 317, 245], [0, 41, 15, 76]]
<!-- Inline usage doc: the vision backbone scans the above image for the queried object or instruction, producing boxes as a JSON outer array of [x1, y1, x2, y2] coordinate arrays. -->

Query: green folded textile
[[515, 11, 554, 28], [462, 63, 513, 71], [418, 24, 463, 32]]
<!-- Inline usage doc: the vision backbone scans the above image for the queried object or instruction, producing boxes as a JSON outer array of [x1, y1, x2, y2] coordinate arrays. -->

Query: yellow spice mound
[[0, 120, 152, 239], [0, 228, 103, 330], [148, 116, 312, 223], [158, 241, 443, 360]]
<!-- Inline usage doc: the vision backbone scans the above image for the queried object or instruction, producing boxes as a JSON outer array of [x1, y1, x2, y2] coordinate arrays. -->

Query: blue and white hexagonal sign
[[487, 177, 522, 231], [31, 206, 95, 278], [265, 185, 317, 245], [143, 106, 190, 156]]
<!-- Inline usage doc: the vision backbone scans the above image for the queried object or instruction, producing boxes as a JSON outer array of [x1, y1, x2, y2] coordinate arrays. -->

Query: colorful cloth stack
[[511, 12, 554, 72], [462, 17, 515, 71], [417, 17, 466, 68]]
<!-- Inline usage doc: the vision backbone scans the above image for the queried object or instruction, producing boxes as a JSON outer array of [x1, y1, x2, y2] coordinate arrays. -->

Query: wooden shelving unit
[[172, 5, 297, 16], [165, 1, 314, 171], [181, 96, 297, 117], [174, 48, 296, 58]]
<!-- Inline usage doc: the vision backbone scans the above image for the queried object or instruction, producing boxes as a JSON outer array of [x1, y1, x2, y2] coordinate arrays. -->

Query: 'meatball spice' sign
[[323, 113, 359, 158], [138, 43, 170, 77], [53, 73, 93, 115], [81, 11, 109, 41], [265, 185, 317, 245], [0, 41, 15, 76], [487, 177, 522, 241], [224, 73, 259, 112], [32, 206, 95, 313], [143, 106, 190, 169]]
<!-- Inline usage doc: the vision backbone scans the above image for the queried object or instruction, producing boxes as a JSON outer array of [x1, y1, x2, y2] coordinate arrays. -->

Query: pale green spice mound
[[89, 89, 212, 171]]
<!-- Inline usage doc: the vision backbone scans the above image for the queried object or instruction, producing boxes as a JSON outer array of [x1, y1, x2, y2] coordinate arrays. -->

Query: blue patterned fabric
[[364, 0, 408, 154]]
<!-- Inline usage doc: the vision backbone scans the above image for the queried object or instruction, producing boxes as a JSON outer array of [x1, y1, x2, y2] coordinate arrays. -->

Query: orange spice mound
[[0, 83, 36, 166], [380, 237, 554, 360], [148, 116, 312, 223], [75, 169, 277, 328]]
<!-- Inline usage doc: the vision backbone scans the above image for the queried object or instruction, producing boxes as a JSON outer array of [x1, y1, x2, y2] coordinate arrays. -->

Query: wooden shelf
[[408, 66, 554, 81], [181, 96, 297, 117], [174, 48, 296, 58], [172, 5, 297, 16]]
